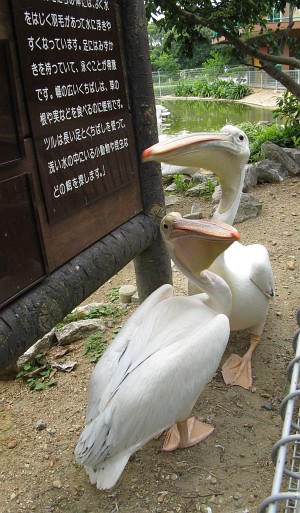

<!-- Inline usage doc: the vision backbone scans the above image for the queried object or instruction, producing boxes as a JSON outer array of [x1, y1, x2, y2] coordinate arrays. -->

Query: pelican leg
[[162, 417, 214, 452], [221, 335, 260, 389]]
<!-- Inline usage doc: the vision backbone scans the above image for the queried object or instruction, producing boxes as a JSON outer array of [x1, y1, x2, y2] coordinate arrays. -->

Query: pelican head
[[143, 125, 250, 224], [142, 125, 250, 191], [161, 212, 240, 277]]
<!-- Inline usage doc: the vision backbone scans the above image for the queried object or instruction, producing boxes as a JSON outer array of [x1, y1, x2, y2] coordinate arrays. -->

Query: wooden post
[[119, 0, 172, 302]]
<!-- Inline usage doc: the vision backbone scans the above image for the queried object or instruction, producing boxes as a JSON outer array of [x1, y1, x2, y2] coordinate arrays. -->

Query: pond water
[[158, 99, 276, 136]]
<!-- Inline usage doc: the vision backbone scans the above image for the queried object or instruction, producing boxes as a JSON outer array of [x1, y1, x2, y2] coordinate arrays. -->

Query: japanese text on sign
[[11, 0, 139, 223]]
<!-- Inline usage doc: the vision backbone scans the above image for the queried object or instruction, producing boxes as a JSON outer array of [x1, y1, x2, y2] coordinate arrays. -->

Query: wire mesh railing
[[152, 68, 300, 97], [259, 309, 300, 513]]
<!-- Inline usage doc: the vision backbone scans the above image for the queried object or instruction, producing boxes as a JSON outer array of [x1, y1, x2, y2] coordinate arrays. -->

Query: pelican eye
[[163, 223, 169, 230], [238, 135, 244, 141]]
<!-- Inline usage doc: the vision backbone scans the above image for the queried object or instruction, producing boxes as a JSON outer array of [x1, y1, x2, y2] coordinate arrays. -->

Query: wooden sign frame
[[0, 39, 24, 167]]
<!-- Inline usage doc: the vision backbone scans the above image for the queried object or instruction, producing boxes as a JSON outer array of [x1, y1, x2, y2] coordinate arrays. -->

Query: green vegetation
[[273, 91, 300, 146], [146, 1, 300, 100], [17, 354, 57, 391], [82, 332, 108, 363], [56, 303, 122, 329], [18, 292, 128, 389], [202, 48, 234, 78], [106, 287, 120, 302], [198, 179, 218, 200], [238, 120, 300, 162], [170, 173, 218, 200], [175, 78, 251, 100], [148, 22, 213, 72], [172, 173, 192, 192]]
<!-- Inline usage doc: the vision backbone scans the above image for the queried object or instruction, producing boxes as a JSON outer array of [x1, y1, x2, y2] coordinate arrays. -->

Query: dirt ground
[[235, 89, 284, 108], [0, 92, 299, 513]]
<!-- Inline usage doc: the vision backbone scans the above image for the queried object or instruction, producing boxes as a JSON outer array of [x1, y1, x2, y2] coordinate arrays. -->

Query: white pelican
[[142, 125, 275, 389], [75, 214, 239, 489]]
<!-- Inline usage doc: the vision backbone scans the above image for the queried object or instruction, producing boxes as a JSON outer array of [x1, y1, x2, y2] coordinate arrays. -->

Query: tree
[[202, 48, 237, 77], [145, 1, 300, 100], [147, 22, 180, 72], [147, 21, 213, 71]]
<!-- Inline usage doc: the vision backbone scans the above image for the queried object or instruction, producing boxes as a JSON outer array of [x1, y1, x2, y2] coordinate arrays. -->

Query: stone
[[191, 202, 201, 213], [165, 182, 178, 192], [185, 183, 203, 196], [55, 319, 105, 345], [36, 420, 47, 431], [255, 158, 288, 183], [191, 171, 204, 183], [17, 329, 56, 371], [287, 260, 295, 270], [243, 163, 258, 190], [262, 402, 273, 411], [131, 292, 140, 304], [7, 439, 18, 449], [262, 142, 300, 176], [234, 193, 262, 224], [233, 492, 242, 500], [165, 194, 179, 206], [211, 192, 262, 224], [283, 147, 300, 168], [200, 505, 212, 513], [183, 202, 202, 219], [119, 285, 136, 303], [200, 171, 217, 183], [72, 302, 103, 317], [212, 184, 222, 203]]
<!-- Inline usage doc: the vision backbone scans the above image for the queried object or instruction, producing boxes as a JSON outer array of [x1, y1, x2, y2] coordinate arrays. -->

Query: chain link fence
[[152, 68, 300, 97]]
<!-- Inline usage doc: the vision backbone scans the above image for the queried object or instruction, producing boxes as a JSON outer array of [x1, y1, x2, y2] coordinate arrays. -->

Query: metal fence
[[152, 68, 300, 97], [259, 309, 300, 513]]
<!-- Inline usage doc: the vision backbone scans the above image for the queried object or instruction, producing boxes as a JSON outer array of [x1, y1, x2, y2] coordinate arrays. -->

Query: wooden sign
[[0, 40, 24, 167], [11, 0, 139, 223]]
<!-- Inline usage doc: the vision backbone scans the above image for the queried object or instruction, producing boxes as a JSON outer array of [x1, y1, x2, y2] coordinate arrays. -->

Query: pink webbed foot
[[221, 353, 252, 389], [162, 417, 214, 452], [221, 334, 260, 390]]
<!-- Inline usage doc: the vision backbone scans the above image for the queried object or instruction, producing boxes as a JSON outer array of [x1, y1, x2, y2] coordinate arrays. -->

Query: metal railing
[[152, 68, 300, 97], [259, 309, 300, 513]]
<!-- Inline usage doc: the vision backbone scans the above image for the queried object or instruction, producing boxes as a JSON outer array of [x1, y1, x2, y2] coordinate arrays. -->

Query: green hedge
[[174, 78, 252, 100]]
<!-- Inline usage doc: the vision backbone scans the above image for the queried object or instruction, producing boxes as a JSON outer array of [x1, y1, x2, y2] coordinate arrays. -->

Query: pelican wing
[[86, 284, 174, 422], [220, 241, 275, 299], [249, 244, 275, 298], [75, 311, 230, 489]]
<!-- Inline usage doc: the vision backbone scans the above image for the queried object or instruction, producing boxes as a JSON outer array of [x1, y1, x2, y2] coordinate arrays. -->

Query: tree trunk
[[119, 0, 173, 301], [260, 61, 300, 101]]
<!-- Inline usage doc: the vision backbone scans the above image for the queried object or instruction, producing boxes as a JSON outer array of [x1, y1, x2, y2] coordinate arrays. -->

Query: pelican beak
[[142, 129, 248, 180], [142, 132, 240, 166], [161, 212, 240, 276]]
